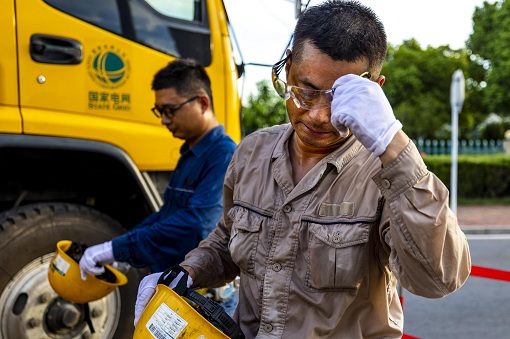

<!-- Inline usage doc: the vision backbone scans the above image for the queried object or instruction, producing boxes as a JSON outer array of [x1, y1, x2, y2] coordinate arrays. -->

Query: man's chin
[[170, 131, 184, 140]]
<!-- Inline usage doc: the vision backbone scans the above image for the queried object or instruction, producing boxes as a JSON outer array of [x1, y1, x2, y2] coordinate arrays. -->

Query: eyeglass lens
[[152, 96, 198, 119], [272, 54, 371, 110]]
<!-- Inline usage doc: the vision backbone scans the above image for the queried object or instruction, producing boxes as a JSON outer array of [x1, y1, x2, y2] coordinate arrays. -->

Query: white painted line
[[466, 234, 510, 240]]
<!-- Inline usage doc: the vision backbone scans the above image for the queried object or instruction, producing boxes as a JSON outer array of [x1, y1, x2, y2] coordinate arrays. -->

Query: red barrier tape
[[470, 265, 510, 282]]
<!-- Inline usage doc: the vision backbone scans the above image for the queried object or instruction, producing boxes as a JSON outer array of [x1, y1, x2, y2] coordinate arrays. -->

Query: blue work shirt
[[112, 125, 236, 273]]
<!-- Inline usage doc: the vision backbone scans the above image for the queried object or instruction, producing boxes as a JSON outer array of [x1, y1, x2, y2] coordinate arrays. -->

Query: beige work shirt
[[182, 124, 471, 338]]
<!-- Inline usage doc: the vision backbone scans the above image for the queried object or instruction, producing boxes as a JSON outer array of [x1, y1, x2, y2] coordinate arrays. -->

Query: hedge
[[422, 154, 510, 199]]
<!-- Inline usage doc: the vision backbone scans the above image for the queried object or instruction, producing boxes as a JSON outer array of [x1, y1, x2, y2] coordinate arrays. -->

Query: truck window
[[44, 0, 212, 65], [145, 0, 194, 21]]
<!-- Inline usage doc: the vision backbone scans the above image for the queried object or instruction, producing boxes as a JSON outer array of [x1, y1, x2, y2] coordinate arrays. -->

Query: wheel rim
[[0, 253, 121, 339]]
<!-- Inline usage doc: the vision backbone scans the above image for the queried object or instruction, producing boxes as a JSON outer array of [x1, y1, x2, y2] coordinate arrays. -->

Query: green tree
[[467, 0, 510, 117], [241, 80, 287, 137], [382, 39, 485, 140]]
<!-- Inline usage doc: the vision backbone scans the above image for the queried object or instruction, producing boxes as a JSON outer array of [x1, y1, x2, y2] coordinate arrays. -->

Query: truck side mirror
[[236, 62, 245, 79]]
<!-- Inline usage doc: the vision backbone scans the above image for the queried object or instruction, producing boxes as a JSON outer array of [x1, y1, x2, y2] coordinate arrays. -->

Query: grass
[[422, 153, 510, 206], [458, 197, 510, 206], [423, 153, 510, 163]]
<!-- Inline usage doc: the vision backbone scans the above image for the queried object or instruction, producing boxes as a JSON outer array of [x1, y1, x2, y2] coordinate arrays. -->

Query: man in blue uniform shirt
[[78, 59, 237, 312]]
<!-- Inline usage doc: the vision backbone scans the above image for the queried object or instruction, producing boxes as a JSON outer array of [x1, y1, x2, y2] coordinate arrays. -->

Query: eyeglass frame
[[271, 52, 372, 110], [151, 95, 199, 119]]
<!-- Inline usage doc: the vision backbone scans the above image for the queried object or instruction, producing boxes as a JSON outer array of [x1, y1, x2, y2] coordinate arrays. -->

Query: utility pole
[[450, 69, 465, 215]]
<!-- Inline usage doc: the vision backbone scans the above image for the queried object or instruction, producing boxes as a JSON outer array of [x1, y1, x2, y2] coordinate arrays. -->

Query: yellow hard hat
[[134, 266, 244, 339], [48, 240, 128, 304]]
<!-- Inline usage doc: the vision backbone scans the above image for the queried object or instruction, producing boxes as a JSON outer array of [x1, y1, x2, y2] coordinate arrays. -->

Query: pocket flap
[[227, 206, 263, 233], [309, 222, 369, 248]]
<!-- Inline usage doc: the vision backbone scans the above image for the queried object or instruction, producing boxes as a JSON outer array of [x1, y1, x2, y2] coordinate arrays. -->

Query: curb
[[461, 226, 510, 235]]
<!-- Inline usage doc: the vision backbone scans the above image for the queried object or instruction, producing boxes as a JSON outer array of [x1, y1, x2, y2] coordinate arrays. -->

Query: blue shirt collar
[[180, 125, 225, 158]]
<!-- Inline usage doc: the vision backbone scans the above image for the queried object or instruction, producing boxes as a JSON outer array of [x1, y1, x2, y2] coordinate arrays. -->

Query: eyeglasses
[[271, 53, 372, 110], [151, 96, 199, 119]]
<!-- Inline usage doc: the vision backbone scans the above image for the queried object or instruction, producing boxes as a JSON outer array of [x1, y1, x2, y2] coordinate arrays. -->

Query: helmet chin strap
[[83, 303, 95, 334]]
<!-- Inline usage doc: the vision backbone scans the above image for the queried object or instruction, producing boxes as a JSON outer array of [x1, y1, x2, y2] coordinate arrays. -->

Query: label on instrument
[[146, 302, 188, 339]]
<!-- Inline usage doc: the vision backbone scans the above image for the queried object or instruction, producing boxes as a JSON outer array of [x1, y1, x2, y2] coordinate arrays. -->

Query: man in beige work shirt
[[134, 1, 471, 338]]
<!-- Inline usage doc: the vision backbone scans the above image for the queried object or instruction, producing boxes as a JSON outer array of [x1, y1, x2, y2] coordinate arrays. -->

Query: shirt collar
[[272, 124, 294, 160], [180, 125, 225, 158], [325, 138, 364, 173]]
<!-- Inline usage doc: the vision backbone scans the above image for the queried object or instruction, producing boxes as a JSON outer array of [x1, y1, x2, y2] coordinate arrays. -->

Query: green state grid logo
[[87, 45, 130, 89]]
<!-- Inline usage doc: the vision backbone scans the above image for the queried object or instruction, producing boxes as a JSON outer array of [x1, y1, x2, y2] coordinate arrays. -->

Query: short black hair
[[152, 58, 214, 110], [292, 0, 387, 74]]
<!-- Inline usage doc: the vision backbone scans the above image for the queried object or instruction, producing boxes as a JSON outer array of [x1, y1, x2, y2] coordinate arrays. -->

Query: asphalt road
[[402, 234, 510, 338]]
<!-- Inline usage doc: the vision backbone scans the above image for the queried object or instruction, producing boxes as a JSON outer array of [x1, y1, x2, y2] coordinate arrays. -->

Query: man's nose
[[306, 106, 331, 124], [161, 115, 172, 125]]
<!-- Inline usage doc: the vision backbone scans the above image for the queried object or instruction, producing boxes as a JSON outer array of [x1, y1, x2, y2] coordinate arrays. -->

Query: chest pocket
[[227, 206, 263, 278], [305, 221, 370, 292], [164, 181, 196, 209], [175, 188, 194, 208]]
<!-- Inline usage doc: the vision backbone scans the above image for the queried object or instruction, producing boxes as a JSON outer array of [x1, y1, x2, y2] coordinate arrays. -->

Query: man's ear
[[377, 75, 386, 87], [198, 95, 210, 113]]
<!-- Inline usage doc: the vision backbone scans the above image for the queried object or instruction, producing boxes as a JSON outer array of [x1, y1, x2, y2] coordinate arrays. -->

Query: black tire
[[0, 203, 148, 339]]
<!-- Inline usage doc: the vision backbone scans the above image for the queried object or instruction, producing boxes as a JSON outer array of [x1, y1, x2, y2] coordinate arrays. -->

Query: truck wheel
[[0, 203, 148, 339]]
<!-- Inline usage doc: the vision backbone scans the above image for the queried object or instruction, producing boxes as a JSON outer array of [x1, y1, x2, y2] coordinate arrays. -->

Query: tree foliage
[[381, 39, 486, 140], [241, 80, 287, 136], [467, 0, 510, 117]]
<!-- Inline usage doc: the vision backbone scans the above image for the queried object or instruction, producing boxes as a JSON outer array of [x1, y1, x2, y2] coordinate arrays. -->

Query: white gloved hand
[[331, 74, 402, 157], [78, 241, 115, 280], [134, 269, 193, 327]]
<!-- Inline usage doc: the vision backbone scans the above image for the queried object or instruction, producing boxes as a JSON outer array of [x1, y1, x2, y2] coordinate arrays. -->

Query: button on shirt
[[182, 124, 471, 338], [112, 125, 236, 272]]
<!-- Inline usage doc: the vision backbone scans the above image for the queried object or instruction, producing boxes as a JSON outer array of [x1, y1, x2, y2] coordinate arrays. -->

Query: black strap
[[158, 265, 244, 339], [185, 288, 244, 339], [158, 265, 189, 296], [83, 302, 95, 334]]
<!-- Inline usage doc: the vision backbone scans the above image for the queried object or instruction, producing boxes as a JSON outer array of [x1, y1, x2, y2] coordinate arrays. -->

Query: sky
[[223, 0, 493, 101]]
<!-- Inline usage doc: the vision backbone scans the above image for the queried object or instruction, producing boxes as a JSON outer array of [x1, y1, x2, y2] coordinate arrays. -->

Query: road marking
[[466, 234, 510, 240]]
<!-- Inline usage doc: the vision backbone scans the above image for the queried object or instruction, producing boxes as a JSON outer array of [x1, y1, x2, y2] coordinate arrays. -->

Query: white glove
[[78, 241, 115, 280], [331, 74, 402, 157], [134, 269, 192, 327]]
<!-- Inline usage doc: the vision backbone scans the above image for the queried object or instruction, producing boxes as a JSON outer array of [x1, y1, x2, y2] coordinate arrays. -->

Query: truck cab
[[0, 0, 241, 338]]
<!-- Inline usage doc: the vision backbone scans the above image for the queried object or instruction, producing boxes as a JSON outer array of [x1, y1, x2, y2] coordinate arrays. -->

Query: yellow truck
[[0, 0, 241, 338]]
